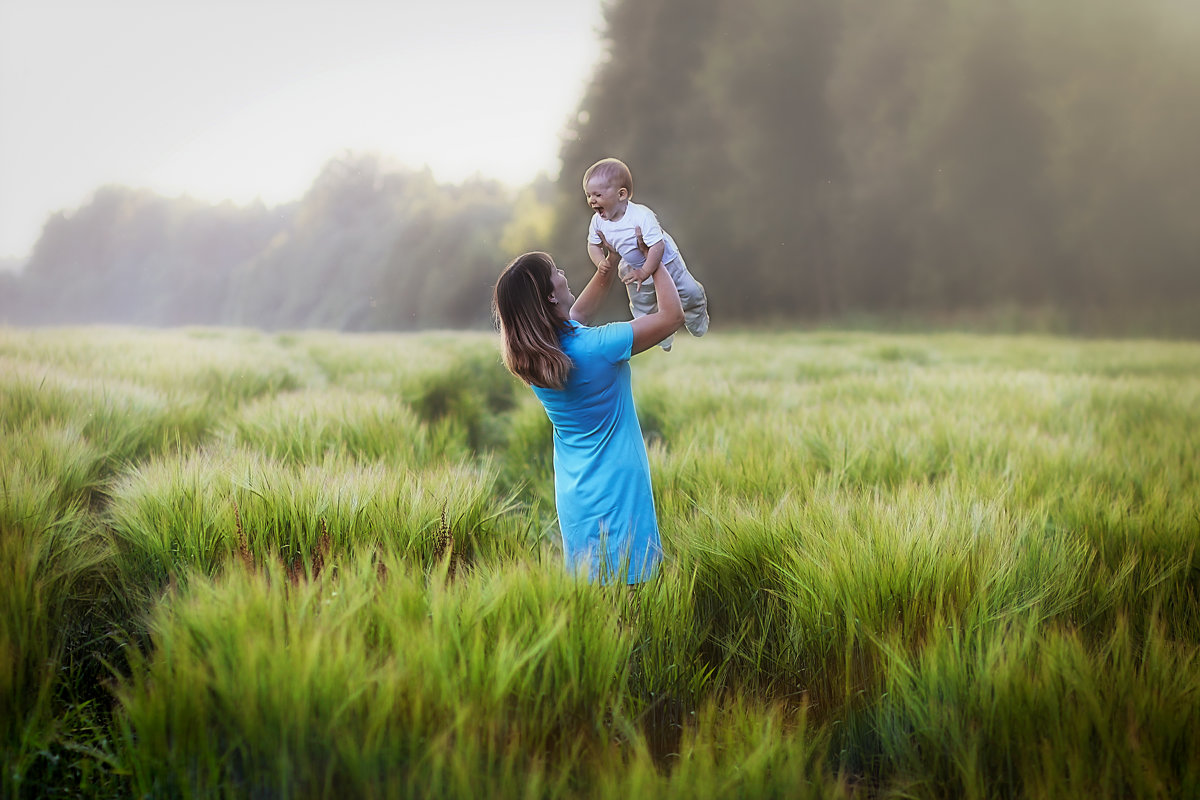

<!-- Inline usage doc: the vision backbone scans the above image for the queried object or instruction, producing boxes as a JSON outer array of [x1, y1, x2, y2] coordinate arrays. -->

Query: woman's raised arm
[[629, 259, 683, 355], [569, 232, 619, 325]]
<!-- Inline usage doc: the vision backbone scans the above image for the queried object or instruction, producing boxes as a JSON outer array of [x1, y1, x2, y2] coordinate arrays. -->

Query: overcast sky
[[0, 0, 605, 259]]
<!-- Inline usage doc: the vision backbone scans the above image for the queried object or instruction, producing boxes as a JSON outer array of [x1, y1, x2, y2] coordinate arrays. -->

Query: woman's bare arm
[[630, 260, 683, 355], [570, 233, 619, 325]]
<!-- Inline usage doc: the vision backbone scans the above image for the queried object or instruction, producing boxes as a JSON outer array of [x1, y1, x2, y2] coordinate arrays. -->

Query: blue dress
[[531, 320, 663, 583]]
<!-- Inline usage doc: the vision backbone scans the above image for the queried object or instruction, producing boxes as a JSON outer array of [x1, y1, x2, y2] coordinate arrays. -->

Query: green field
[[2, 326, 1198, 798]]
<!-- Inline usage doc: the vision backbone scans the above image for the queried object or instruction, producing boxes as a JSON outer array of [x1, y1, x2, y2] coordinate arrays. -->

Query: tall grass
[[2, 326, 1198, 798], [0, 410, 133, 791], [104, 449, 522, 602], [224, 389, 438, 465], [848, 615, 1200, 798], [113, 558, 637, 798]]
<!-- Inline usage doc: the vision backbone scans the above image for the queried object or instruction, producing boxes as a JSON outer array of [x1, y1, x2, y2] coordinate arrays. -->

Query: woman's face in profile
[[548, 265, 574, 319]]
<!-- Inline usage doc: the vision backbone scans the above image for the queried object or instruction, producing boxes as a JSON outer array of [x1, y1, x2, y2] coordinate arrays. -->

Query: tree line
[[3, 0, 1198, 334], [0, 156, 554, 330]]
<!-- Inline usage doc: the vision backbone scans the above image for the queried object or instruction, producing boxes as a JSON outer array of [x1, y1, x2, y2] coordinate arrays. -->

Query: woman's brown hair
[[492, 252, 573, 390]]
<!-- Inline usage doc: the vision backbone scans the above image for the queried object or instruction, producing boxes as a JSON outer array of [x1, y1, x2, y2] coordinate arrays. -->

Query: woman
[[492, 234, 684, 583]]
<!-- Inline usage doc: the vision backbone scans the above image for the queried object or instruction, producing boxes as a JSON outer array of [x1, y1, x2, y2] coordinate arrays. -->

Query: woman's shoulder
[[563, 319, 633, 363], [565, 318, 630, 335]]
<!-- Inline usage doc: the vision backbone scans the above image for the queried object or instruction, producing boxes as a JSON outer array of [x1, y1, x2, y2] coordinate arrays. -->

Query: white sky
[[0, 0, 606, 259]]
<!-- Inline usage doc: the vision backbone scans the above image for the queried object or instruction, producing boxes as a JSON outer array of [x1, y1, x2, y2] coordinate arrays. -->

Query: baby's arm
[[586, 216, 611, 272], [587, 241, 609, 270], [623, 240, 664, 286]]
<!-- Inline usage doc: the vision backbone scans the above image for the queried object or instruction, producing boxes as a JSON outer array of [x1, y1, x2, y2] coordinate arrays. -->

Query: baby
[[584, 158, 709, 350]]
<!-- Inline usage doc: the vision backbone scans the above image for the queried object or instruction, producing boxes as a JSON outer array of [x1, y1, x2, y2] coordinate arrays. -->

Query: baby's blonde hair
[[582, 157, 633, 196]]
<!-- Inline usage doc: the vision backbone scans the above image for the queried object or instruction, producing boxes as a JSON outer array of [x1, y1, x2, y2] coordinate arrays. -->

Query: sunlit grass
[[2, 325, 1198, 798], [104, 448, 522, 602], [0, 326, 316, 405], [113, 558, 636, 798]]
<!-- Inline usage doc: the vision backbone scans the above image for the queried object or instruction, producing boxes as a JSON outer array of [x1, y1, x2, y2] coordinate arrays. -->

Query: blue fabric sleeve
[[594, 321, 633, 364]]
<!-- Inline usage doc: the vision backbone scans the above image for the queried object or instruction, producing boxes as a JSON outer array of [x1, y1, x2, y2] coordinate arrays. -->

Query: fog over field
[[2, 0, 1197, 335]]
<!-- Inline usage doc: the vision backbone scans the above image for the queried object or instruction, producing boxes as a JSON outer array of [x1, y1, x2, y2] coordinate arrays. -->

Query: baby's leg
[[678, 275, 709, 337], [663, 257, 710, 337]]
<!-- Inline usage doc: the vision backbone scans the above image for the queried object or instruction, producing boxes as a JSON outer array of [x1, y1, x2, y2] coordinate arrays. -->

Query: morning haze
[[2, 0, 1198, 336]]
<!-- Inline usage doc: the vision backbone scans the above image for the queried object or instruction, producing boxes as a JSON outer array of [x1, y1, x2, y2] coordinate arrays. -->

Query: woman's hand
[[594, 230, 621, 278], [631, 226, 650, 259], [622, 227, 656, 285]]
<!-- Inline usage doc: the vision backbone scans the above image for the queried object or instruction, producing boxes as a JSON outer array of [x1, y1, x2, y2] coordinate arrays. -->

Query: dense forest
[[3, 0, 1198, 333]]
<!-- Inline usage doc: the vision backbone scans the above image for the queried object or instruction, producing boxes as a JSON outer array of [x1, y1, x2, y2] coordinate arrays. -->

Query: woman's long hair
[[492, 252, 573, 390]]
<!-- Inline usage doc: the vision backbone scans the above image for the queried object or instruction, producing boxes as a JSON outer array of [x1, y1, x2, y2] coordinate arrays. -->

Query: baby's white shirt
[[587, 201, 681, 269]]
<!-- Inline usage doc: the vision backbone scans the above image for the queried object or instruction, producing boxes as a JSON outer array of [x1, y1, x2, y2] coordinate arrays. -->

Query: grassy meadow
[[2, 325, 1198, 798]]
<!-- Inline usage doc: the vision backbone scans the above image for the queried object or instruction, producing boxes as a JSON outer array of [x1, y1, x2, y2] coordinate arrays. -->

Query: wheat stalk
[[233, 498, 254, 571]]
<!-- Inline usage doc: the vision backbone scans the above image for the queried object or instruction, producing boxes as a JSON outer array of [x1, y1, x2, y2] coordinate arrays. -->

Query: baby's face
[[584, 176, 627, 221]]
